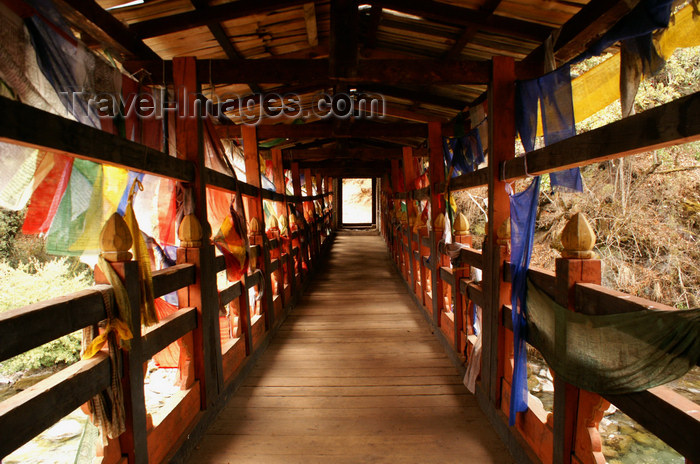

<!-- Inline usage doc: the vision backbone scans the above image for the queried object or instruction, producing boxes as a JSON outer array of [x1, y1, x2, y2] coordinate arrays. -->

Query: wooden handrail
[[142, 307, 198, 360], [0, 97, 194, 182], [0, 285, 110, 362], [219, 281, 243, 306], [0, 354, 111, 458], [152, 264, 196, 298], [503, 91, 700, 181], [605, 387, 700, 462]]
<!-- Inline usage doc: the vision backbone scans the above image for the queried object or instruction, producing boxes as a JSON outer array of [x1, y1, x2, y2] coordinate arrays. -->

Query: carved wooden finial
[[497, 218, 511, 246], [249, 217, 261, 235], [434, 212, 445, 229], [178, 214, 203, 248], [561, 212, 596, 259], [100, 212, 132, 262], [267, 214, 279, 231], [278, 214, 288, 234], [453, 212, 469, 235]]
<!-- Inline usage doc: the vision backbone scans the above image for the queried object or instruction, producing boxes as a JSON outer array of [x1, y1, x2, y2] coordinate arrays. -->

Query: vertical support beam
[[291, 162, 302, 216], [291, 162, 307, 280], [271, 148, 291, 310], [271, 148, 286, 217], [242, 125, 274, 331], [314, 171, 324, 255], [304, 167, 315, 263], [485, 55, 515, 405], [242, 126, 263, 220], [390, 159, 402, 270], [304, 168, 314, 216], [173, 56, 222, 408], [335, 177, 341, 229], [316, 172, 327, 241], [453, 231, 473, 355], [428, 122, 445, 326], [325, 175, 333, 230], [403, 146, 417, 289], [95, 261, 147, 464]]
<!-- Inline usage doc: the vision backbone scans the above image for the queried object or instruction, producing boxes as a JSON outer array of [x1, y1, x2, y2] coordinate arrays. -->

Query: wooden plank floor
[[187, 234, 513, 463]]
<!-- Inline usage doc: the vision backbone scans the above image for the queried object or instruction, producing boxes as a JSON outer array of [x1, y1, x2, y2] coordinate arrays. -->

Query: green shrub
[[0, 258, 93, 374]]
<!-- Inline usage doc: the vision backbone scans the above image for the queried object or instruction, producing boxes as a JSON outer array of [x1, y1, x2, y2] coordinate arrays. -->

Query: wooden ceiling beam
[[216, 121, 428, 139], [123, 59, 491, 84], [287, 159, 390, 172], [130, 0, 310, 39], [305, 168, 386, 177], [380, 104, 447, 123], [369, 0, 552, 43], [188, 0, 263, 94], [57, 0, 160, 60], [444, 0, 502, 60], [303, 3, 319, 47], [284, 145, 404, 160], [330, 0, 360, 79], [283, 144, 428, 159], [358, 84, 467, 110]]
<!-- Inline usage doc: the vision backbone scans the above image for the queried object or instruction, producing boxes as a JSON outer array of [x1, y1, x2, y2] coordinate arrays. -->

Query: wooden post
[[553, 213, 607, 464], [316, 172, 325, 214], [96, 213, 148, 464], [325, 175, 333, 234], [290, 162, 307, 283], [496, 218, 512, 405], [390, 159, 402, 270], [485, 55, 514, 404], [428, 121, 445, 326], [452, 212, 472, 354], [173, 56, 223, 406], [174, 214, 198, 388], [304, 168, 316, 263], [403, 146, 417, 290], [271, 148, 291, 310], [334, 177, 341, 229], [242, 125, 274, 332]]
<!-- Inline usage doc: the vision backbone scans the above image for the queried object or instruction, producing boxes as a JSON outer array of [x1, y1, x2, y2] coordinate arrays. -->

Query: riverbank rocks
[[42, 420, 83, 442]]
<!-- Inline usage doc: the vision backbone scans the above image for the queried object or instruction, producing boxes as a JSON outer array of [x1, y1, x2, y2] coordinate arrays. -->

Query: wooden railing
[[382, 90, 700, 464], [0, 93, 336, 463]]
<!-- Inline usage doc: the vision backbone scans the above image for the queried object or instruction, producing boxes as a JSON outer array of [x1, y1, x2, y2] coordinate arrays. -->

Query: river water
[[0, 361, 180, 463], [528, 349, 699, 464]]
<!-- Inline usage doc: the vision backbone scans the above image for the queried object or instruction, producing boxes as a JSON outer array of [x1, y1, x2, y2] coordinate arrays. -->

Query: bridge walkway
[[187, 234, 512, 463]]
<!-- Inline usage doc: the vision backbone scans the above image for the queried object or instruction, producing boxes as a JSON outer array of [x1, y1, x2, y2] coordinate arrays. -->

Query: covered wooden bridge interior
[[0, 0, 699, 463]]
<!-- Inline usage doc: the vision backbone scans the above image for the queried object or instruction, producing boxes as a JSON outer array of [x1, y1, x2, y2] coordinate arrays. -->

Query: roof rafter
[[369, 0, 552, 43], [443, 0, 502, 60], [303, 2, 319, 47], [358, 84, 467, 110], [129, 0, 310, 39], [57, 0, 160, 60], [284, 145, 404, 160], [188, 0, 263, 94]]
